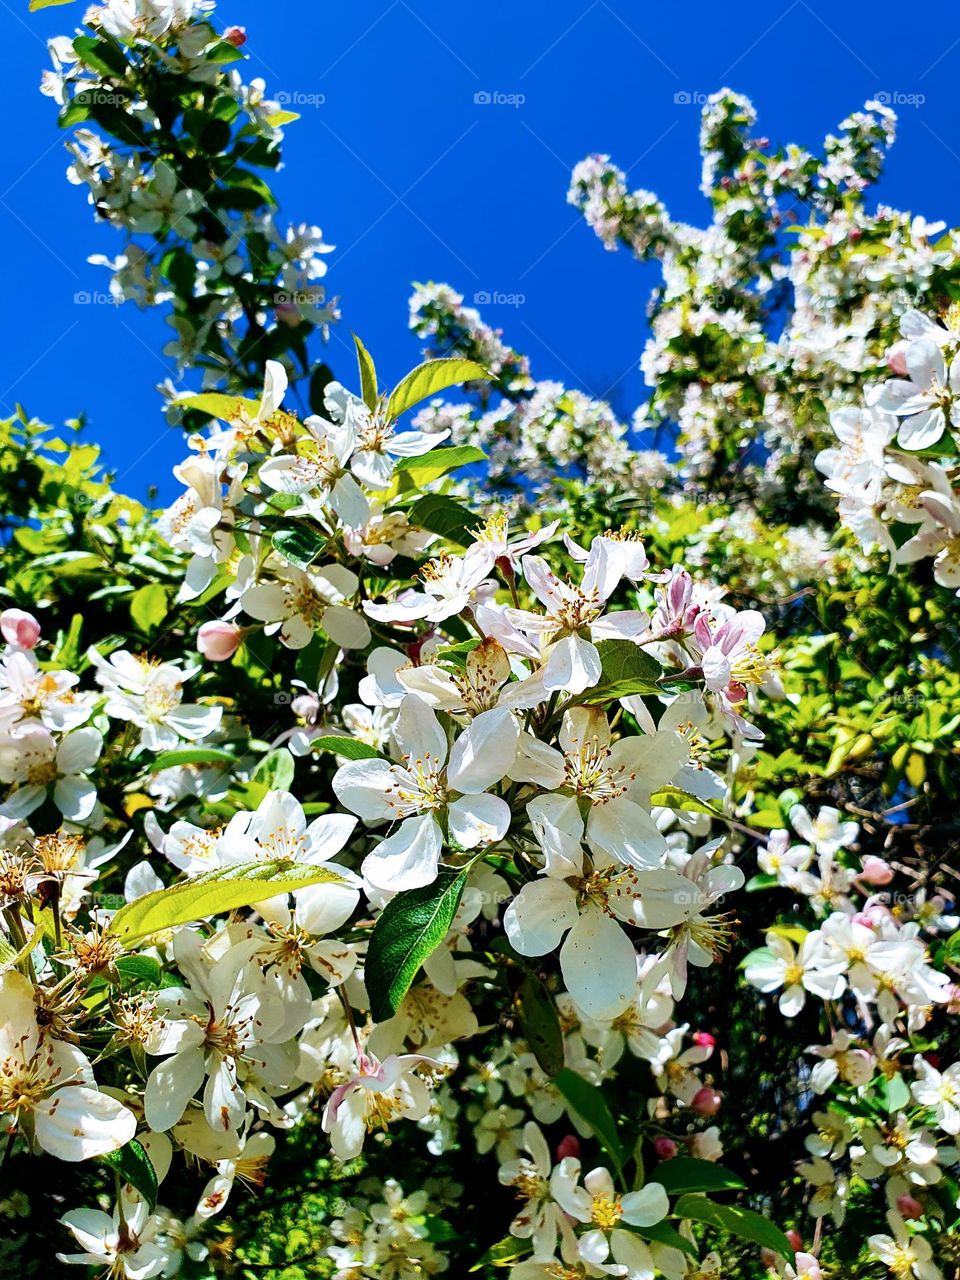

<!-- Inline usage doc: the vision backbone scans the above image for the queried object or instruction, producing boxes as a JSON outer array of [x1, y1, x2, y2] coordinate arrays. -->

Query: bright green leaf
[[107, 860, 349, 946], [387, 358, 490, 420], [130, 583, 167, 635], [395, 444, 486, 490], [311, 736, 384, 761], [252, 748, 295, 791], [406, 493, 478, 545], [353, 334, 378, 410]]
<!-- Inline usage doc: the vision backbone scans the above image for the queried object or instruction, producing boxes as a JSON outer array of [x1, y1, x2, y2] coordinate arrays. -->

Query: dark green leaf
[[366, 870, 467, 1022], [554, 1068, 626, 1177], [655, 1157, 745, 1195], [674, 1196, 794, 1259], [507, 969, 564, 1077], [99, 1139, 159, 1210], [406, 494, 478, 546], [578, 639, 663, 703], [272, 527, 327, 570]]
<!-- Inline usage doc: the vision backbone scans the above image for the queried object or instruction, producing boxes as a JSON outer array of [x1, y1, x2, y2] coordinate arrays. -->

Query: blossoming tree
[[2, 6, 959, 1280]]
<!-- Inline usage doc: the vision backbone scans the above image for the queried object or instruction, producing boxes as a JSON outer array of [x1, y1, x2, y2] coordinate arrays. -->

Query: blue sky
[[5, 0, 960, 502]]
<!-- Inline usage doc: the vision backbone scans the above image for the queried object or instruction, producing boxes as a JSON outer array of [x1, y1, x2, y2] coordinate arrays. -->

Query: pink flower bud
[[896, 1193, 923, 1220], [786, 1230, 803, 1251], [692, 1031, 716, 1049], [224, 25, 247, 45], [555, 1135, 580, 1161], [653, 1137, 678, 1160], [0, 608, 41, 649], [197, 620, 242, 662], [691, 1086, 722, 1117], [859, 856, 893, 886], [886, 339, 910, 376]]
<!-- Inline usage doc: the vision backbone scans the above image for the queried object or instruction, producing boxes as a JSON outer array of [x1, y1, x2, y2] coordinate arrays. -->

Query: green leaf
[[577, 640, 663, 703], [252, 748, 295, 791], [655, 1157, 745, 1195], [30, 0, 75, 8], [470, 1235, 531, 1270], [366, 870, 467, 1022], [99, 1139, 159, 1211], [745, 873, 778, 892], [394, 444, 486, 489], [145, 748, 236, 772], [107, 860, 349, 946], [629, 1221, 699, 1258], [674, 1196, 794, 1260], [73, 35, 129, 79], [507, 968, 564, 1077], [406, 494, 477, 546], [312, 735, 384, 761], [387, 358, 490, 420], [879, 1072, 911, 1113], [272, 527, 327, 571], [177, 391, 260, 420], [648, 785, 723, 819], [130, 583, 167, 635], [353, 334, 378, 411], [553, 1068, 626, 1178]]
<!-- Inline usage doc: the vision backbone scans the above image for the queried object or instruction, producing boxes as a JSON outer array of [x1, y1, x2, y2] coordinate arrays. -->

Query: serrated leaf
[[649, 785, 723, 818], [406, 493, 477, 546], [130, 583, 167, 635], [387, 358, 490, 420], [107, 860, 349, 946], [366, 870, 467, 1022], [353, 334, 378, 410], [99, 1139, 159, 1211], [554, 1068, 626, 1177], [655, 1157, 745, 1195], [312, 735, 384, 761], [577, 639, 663, 703], [394, 444, 487, 489], [272, 527, 327, 570], [674, 1196, 794, 1260]]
